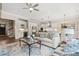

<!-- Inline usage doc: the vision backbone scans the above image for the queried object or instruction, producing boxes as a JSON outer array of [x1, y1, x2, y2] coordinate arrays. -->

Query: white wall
[[15, 20, 38, 39], [15, 20, 27, 39]]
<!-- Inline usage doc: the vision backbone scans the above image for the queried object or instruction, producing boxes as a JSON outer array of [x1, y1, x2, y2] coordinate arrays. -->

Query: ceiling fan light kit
[[23, 3, 39, 13], [29, 8, 34, 11]]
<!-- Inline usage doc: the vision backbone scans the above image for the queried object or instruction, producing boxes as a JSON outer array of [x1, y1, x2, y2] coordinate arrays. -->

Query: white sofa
[[35, 33, 60, 48]]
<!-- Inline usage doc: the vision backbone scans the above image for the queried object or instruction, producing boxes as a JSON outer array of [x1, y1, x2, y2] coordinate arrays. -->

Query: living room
[[0, 3, 79, 56]]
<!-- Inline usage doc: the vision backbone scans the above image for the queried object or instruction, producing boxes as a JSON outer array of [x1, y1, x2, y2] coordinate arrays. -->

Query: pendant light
[[62, 14, 67, 28]]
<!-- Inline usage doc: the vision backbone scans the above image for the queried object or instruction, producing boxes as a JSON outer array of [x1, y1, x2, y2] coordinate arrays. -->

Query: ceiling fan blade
[[26, 3, 29, 5], [23, 8, 28, 9], [29, 3, 32, 7], [33, 4, 39, 7], [25, 3, 31, 7], [34, 9, 39, 11], [30, 10, 32, 13], [26, 3, 29, 6]]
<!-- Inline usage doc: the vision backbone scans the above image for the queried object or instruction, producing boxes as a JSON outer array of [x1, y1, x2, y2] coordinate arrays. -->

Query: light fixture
[[19, 24, 25, 31], [29, 8, 34, 11], [48, 21, 51, 27], [54, 29, 57, 31], [19, 28, 25, 31], [61, 14, 67, 28]]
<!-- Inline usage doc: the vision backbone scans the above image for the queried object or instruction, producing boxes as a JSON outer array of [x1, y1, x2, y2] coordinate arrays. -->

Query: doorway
[[0, 18, 15, 45], [0, 24, 6, 36]]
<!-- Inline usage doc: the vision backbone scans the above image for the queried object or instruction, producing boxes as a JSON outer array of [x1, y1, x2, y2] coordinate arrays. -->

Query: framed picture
[[21, 24, 25, 29]]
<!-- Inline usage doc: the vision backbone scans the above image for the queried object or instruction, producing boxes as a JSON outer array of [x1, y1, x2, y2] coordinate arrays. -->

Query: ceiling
[[2, 3, 79, 23]]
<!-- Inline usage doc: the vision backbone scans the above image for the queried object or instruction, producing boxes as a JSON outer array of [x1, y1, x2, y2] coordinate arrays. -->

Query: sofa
[[35, 31, 61, 48]]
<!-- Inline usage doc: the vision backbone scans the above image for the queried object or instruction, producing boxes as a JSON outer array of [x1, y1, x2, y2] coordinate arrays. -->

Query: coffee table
[[19, 38, 41, 56]]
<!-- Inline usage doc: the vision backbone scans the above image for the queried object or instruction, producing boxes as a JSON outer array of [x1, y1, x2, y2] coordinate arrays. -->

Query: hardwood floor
[[0, 36, 16, 44]]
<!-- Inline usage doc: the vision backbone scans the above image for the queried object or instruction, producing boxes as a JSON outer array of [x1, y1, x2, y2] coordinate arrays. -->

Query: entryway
[[0, 24, 6, 36], [0, 18, 15, 45]]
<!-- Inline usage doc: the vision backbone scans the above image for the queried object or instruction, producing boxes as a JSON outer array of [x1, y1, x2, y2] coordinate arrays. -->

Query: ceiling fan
[[23, 3, 39, 13]]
